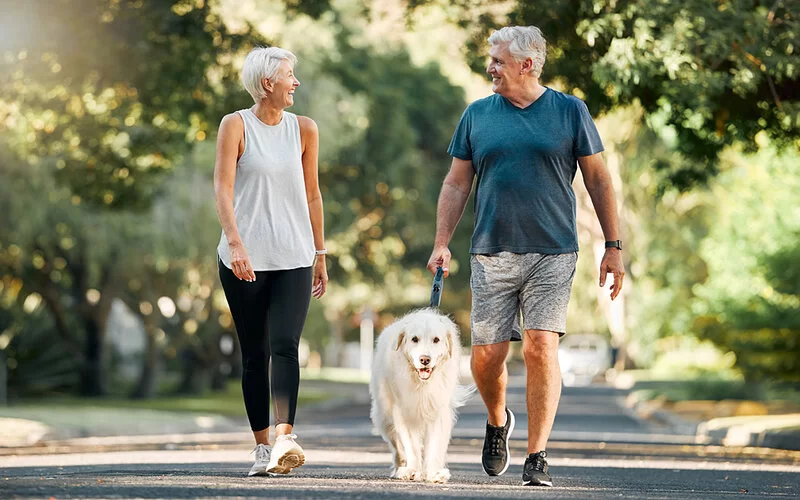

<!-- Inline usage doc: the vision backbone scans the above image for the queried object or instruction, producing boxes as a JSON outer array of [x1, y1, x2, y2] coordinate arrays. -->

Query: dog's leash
[[429, 266, 445, 308]]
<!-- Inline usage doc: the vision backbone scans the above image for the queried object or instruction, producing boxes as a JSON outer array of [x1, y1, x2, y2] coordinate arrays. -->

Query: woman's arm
[[213, 113, 255, 282], [298, 115, 327, 298]]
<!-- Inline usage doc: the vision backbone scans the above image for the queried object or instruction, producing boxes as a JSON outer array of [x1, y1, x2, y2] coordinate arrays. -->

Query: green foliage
[[693, 148, 800, 382], [611, 118, 712, 364], [295, 25, 471, 334], [0, 0, 260, 209], [648, 336, 742, 381], [0, 0, 267, 395], [632, 381, 766, 404], [413, 0, 799, 191], [762, 239, 800, 297], [323, 31, 467, 280]]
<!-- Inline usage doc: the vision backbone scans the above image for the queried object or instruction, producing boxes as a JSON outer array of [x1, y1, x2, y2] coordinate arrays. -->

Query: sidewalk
[[620, 378, 800, 451], [0, 378, 370, 454]]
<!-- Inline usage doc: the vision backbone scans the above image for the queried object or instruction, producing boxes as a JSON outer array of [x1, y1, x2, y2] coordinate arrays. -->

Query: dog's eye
[[411, 336, 419, 343], [433, 337, 440, 344]]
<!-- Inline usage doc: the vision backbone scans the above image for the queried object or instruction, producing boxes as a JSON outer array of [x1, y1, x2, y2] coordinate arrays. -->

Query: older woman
[[214, 46, 328, 477]]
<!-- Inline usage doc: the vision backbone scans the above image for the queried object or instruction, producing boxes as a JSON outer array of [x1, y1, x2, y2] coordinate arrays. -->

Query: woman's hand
[[312, 255, 328, 299], [230, 242, 256, 282]]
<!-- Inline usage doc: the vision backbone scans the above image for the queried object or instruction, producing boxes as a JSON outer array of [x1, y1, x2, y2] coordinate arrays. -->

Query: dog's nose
[[420, 355, 431, 366]]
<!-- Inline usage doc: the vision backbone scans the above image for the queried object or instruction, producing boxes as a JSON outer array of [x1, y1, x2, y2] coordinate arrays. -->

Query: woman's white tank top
[[217, 109, 315, 271]]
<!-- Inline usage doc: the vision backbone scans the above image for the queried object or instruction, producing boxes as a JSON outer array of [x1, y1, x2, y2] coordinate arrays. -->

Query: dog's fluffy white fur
[[369, 308, 474, 483]]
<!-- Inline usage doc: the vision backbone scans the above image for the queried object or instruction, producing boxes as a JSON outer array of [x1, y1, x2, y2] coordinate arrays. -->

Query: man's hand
[[427, 246, 452, 278], [599, 248, 624, 300]]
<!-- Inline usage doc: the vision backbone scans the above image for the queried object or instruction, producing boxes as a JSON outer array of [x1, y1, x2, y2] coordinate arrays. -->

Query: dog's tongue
[[418, 368, 432, 380]]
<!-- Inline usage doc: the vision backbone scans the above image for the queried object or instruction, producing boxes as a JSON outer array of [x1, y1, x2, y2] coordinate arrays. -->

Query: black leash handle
[[429, 266, 445, 308]]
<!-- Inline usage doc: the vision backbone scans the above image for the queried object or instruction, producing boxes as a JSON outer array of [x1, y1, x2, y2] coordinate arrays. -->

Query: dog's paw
[[392, 466, 420, 481], [427, 468, 450, 483]]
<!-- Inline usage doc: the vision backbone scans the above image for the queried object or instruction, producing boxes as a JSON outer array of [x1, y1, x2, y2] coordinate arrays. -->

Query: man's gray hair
[[488, 26, 546, 78], [241, 46, 297, 103]]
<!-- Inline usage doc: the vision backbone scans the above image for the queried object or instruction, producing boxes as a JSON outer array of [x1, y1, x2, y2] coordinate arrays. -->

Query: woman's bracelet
[[315, 249, 328, 255]]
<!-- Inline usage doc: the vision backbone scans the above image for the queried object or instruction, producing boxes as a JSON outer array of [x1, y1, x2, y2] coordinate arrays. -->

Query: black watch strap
[[605, 240, 622, 250]]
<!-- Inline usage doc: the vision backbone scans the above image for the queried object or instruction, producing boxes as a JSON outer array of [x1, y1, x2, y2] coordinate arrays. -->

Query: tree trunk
[[176, 348, 211, 395], [77, 246, 119, 397], [130, 325, 160, 399], [80, 317, 107, 396], [324, 314, 345, 367]]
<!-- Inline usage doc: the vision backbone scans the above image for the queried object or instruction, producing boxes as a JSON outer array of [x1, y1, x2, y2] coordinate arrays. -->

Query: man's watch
[[605, 240, 622, 250]]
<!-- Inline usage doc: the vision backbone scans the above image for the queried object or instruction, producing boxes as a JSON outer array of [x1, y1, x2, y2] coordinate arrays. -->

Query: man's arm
[[578, 152, 625, 300], [427, 157, 475, 277]]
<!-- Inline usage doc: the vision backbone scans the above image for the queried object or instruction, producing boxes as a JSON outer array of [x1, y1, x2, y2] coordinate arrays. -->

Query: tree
[[1, 0, 260, 208], [0, 0, 261, 395], [692, 148, 800, 382], [310, 29, 472, 359], [409, 0, 799, 191], [221, 1, 479, 357]]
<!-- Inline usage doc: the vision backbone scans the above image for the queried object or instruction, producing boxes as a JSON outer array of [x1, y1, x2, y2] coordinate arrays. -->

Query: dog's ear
[[445, 329, 454, 359], [395, 331, 406, 351], [443, 317, 459, 360]]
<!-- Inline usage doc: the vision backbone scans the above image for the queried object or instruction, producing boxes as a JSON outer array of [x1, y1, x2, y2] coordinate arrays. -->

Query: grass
[[300, 366, 371, 384], [5, 380, 331, 417], [0, 377, 359, 440], [627, 377, 800, 405]]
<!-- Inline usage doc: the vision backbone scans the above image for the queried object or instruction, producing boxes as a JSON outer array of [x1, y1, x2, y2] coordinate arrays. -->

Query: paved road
[[2, 378, 798, 499]]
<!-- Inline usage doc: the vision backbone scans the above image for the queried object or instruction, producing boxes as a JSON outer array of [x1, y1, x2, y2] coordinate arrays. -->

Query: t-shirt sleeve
[[447, 107, 472, 160], [573, 99, 604, 157]]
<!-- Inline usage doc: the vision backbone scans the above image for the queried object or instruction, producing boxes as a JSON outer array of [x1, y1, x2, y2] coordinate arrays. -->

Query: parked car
[[558, 333, 612, 387]]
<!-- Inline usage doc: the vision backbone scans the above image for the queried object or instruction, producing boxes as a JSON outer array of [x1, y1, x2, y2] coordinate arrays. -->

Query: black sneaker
[[522, 450, 552, 486], [481, 408, 515, 476]]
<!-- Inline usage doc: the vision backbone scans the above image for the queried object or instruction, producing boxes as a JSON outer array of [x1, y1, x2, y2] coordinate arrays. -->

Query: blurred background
[[0, 0, 797, 417]]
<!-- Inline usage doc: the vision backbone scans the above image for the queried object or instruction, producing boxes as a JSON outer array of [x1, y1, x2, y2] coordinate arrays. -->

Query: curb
[[759, 426, 800, 451], [625, 394, 800, 451], [697, 414, 800, 450], [624, 396, 701, 438]]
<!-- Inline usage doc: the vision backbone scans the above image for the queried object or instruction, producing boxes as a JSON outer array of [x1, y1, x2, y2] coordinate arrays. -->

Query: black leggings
[[218, 260, 312, 431]]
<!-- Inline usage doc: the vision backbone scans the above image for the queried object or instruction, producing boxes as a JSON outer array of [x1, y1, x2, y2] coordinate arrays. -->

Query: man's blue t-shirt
[[447, 88, 604, 255]]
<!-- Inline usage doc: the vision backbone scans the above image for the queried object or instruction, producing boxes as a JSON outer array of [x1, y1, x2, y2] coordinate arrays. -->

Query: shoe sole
[[248, 466, 269, 477], [482, 409, 515, 477], [266, 451, 305, 475], [523, 479, 553, 487]]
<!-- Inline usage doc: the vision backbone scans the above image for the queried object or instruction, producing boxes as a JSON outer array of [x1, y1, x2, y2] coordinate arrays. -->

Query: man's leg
[[469, 252, 521, 476], [471, 341, 510, 426], [518, 252, 576, 486], [473, 340, 515, 476], [522, 329, 561, 453]]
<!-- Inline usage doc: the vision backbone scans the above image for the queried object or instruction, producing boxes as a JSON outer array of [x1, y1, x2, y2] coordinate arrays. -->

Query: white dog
[[369, 308, 474, 483]]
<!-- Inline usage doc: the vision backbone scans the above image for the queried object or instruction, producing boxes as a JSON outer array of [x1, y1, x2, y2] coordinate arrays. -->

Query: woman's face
[[265, 60, 300, 108]]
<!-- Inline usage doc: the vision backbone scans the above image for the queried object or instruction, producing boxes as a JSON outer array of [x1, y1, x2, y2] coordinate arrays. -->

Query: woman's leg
[[266, 266, 312, 436], [218, 260, 272, 444]]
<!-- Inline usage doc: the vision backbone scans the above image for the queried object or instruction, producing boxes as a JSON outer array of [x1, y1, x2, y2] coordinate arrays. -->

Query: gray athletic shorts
[[470, 251, 578, 345]]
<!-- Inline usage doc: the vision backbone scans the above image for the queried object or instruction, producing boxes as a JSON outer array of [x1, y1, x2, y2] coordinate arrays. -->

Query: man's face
[[486, 42, 524, 96]]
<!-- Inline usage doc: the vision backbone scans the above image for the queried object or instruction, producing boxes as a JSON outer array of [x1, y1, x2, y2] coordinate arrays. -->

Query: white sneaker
[[266, 434, 305, 474], [247, 443, 272, 476]]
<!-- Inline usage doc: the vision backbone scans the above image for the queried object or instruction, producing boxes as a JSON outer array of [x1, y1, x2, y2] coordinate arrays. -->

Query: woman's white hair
[[241, 46, 297, 103], [488, 26, 547, 78]]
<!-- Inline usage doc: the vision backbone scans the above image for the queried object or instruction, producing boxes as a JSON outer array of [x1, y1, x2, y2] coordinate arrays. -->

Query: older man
[[427, 26, 624, 486]]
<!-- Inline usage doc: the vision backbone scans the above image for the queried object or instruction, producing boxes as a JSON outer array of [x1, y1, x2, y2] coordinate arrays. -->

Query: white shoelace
[[252, 443, 271, 461]]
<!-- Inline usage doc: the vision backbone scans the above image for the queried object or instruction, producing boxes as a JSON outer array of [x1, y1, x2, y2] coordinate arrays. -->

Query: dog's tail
[[452, 383, 477, 409]]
